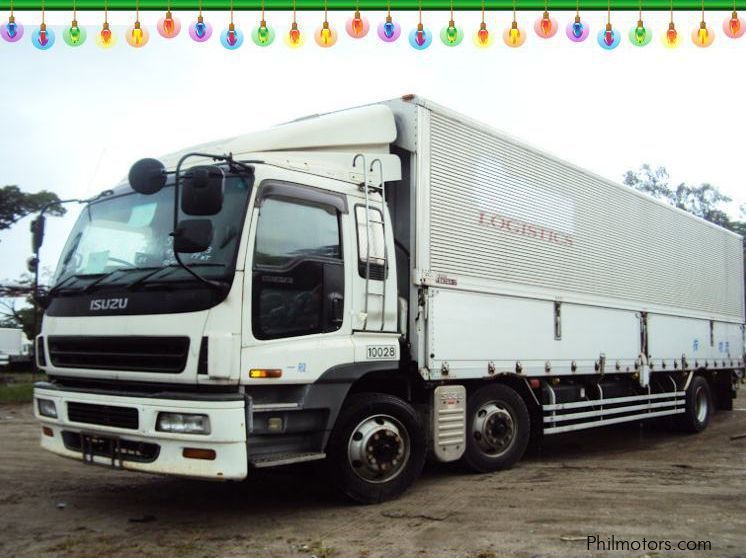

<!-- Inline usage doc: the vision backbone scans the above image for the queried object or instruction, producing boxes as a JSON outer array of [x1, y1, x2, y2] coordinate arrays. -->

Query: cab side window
[[252, 196, 344, 340]]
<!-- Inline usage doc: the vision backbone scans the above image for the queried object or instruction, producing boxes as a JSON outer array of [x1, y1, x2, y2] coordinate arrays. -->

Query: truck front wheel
[[327, 392, 426, 504], [462, 383, 530, 473]]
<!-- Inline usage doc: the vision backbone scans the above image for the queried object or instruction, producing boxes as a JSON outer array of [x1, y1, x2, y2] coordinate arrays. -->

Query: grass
[[0, 371, 45, 404], [0, 382, 34, 403]]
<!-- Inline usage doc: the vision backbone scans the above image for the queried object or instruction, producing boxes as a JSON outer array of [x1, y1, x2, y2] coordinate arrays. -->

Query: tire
[[326, 392, 426, 504], [461, 383, 531, 473], [674, 375, 712, 433]]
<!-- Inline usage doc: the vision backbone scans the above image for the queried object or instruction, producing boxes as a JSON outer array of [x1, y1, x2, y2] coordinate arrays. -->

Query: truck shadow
[[89, 418, 703, 518]]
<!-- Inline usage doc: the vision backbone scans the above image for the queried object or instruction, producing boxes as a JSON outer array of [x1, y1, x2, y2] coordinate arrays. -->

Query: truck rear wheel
[[462, 383, 530, 473], [675, 375, 711, 433], [327, 392, 426, 504]]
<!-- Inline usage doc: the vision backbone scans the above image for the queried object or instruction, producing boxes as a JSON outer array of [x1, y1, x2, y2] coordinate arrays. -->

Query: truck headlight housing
[[156, 412, 211, 435], [37, 398, 57, 418]]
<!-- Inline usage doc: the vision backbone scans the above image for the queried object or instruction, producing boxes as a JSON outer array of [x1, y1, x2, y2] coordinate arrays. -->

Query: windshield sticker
[[84, 250, 110, 274], [127, 202, 158, 228]]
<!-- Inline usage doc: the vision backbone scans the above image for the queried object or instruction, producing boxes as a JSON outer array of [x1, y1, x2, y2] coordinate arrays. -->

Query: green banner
[[0, 0, 737, 10]]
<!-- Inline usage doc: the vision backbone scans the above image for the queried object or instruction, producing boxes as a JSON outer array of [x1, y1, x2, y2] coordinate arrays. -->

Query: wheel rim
[[472, 401, 516, 457], [347, 414, 410, 484], [694, 386, 709, 423]]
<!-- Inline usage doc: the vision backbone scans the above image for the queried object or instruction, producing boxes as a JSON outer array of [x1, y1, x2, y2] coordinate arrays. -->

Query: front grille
[[62, 431, 159, 463], [48, 336, 189, 373], [67, 402, 139, 430]]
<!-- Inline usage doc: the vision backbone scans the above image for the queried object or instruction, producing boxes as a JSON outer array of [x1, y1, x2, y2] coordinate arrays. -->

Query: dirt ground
[[1, 396, 745, 558]]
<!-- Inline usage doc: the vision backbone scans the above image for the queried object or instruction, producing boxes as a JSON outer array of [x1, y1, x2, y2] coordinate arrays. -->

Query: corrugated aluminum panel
[[426, 110, 744, 322]]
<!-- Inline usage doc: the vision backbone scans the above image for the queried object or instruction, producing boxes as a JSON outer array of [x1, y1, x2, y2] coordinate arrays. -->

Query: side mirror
[[30, 215, 46, 253], [129, 158, 167, 195], [173, 219, 213, 253], [181, 165, 224, 216]]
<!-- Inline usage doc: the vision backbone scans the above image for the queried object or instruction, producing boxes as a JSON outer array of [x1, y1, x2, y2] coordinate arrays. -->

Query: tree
[[0, 185, 66, 233], [623, 164, 740, 231], [0, 275, 37, 340]]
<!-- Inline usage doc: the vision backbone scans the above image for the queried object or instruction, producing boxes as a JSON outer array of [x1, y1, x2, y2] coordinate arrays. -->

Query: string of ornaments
[[2, 2, 744, 50]]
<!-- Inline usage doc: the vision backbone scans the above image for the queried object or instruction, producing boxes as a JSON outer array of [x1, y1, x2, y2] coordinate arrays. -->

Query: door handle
[[329, 294, 344, 325]]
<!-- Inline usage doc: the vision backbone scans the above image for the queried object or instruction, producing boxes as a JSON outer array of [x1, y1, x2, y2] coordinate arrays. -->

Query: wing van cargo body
[[33, 96, 745, 503]]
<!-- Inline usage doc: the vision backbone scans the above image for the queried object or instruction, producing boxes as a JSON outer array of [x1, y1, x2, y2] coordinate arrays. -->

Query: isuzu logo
[[89, 297, 129, 311]]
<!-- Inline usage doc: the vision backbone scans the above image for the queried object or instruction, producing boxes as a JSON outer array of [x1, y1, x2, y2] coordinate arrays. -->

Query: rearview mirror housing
[[181, 165, 224, 216], [173, 219, 213, 254], [128, 158, 167, 195]]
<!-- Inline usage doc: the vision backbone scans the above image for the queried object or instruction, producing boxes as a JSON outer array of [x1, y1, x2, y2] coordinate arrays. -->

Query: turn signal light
[[42, 426, 53, 437], [183, 448, 216, 460], [249, 369, 282, 378]]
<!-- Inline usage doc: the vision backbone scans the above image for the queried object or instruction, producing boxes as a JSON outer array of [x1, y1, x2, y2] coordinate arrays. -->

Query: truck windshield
[[52, 176, 252, 290]]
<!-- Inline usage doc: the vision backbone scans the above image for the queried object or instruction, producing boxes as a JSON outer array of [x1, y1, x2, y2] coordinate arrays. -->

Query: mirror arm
[[171, 152, 236, 292]]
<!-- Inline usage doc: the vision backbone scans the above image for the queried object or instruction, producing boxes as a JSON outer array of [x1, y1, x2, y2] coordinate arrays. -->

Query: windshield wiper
[[49, 274, 88, 296], [126, 263, 227, 291], [82, 267, 160, 294]]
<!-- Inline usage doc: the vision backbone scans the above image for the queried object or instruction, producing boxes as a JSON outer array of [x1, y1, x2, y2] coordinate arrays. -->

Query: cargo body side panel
[[408, 99, 744, 378]]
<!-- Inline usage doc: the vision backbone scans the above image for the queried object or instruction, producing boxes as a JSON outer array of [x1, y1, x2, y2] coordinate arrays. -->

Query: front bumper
[[33, 383, 247, 480]]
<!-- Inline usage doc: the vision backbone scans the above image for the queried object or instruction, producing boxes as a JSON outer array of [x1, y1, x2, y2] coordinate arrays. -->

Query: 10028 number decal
[[366, 345, 397, 360]]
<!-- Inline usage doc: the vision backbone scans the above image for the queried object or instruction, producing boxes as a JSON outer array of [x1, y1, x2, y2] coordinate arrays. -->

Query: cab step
[[248, 452, 326, 468]]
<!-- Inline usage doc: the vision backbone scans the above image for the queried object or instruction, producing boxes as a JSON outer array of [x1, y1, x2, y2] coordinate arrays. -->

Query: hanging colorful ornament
[[221, 22, 244, 48], [534, 12, 558, 38], [534, 2, 558, 39], [597, 1, 620, 50], [566, 17, 588, 41], [285, 0, 303, 47], [96, 21, 115, 48], [598, 23, 620, 49], [62, 19, 86, 46], [661, 0, 678, 47], [566, 0, 588, 41], [503, 2, 526, 47], [157, 2, 181, 39], [251, 0, 275, 46], [1, 1, 24, 43], [377, 2, 401, 43], [629, 21, 652, 45], [221, 1, 244, 49], [189, 1, 213, 42], [126, 1, 150, 47], [440, 2, 463, 46], [315, 0, 338, 47], [63, 0, 87, 46], [32, 22, 55, 49], [473, 1, 492, 47], [663, 22, 679, 47], [723, 1, 745, 38], [692, 0, 714, 47], [629, 3, 652, 46], [285, 22, 303, 47], [629, 19, 651, 46], [692, 21, 714, 46], [408, 6, 432, 49], [32, 1, 55, 50], [96, 0, 116, 48], [346, 3, 370, 38]]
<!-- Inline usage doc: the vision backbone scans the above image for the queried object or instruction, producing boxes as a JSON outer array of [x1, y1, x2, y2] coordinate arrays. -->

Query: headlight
[[37, 398, 57, 418], [156, 412, 211, 435]]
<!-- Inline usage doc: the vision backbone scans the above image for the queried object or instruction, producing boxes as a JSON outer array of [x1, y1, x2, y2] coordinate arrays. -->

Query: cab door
[[240, 173, 355, 384]]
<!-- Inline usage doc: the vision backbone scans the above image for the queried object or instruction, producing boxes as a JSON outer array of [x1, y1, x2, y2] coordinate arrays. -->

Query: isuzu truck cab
[[34, 96, 745, 503]]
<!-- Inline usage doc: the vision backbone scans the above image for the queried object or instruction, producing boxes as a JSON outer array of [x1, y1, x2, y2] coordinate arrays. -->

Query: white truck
[[33, 96, 745, 503], [0, 327, 31, 369]]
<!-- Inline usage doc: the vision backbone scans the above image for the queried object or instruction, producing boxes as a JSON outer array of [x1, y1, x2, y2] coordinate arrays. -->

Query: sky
[[1, 8, 745, 283]]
